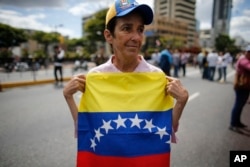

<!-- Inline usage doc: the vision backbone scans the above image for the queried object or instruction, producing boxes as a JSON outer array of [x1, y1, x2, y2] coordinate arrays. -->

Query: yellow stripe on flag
[[78, 72, 174, 112]]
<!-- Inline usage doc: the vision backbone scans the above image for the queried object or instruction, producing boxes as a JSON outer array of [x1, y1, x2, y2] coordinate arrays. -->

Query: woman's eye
[[123, 26, 130, 31], [138, 28, 144, 33]]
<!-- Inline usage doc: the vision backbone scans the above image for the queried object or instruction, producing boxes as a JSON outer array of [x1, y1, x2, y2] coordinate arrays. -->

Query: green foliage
[[0, 23, 27, 48], [67, 38, 86, 51], [215, 34, 241, 56], [146, 47, 156, 54], [84, 8, 107, 42], [33, 50, 46, 59], [31, 31, 60, 58], [0, 48, 12, 59], [215, 34, 235, 52], [21, 48, 29, 58], [84, 8, 108, 54], [32, 31, 59, 44]]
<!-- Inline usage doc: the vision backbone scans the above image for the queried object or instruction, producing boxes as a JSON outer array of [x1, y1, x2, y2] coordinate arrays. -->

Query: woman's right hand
[[63, 74, 86, 97]]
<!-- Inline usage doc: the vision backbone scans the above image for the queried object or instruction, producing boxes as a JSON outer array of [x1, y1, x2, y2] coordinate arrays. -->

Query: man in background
[[53, 45, 64, 87]]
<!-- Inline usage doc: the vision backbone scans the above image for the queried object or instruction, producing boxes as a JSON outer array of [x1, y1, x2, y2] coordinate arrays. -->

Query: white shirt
[[207, 52, 218, 67]]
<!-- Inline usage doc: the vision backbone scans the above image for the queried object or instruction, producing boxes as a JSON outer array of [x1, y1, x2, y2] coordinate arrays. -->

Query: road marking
[[188, 92, 200, 102]]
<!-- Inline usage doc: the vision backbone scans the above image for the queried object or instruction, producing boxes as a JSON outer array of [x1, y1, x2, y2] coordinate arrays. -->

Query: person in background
[[221, 51, 232, 82], [159, 46, 173, 76], [202, 50, 209, 80], [207, 50, 218, 81], [151, 48, 161, 66], [230, 45, 250, 131], [94, 45, 109, 66], [216, 51, 224, 82], [179, 50, 189, 77], [197, 50, 204, 73], [172, 49, 180, 78], [53, 45, 64, 87]]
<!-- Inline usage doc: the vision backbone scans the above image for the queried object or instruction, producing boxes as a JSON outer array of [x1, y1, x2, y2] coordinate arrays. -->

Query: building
[[211, 0, 233, 47], [82, 15, 93, 37], [145, 15, 188, 47], [199, 29, 213, 51], [153, 0, 197, 47]]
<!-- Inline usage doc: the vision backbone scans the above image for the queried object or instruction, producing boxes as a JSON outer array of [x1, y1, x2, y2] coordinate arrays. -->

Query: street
[[0, 66, 250, 167]]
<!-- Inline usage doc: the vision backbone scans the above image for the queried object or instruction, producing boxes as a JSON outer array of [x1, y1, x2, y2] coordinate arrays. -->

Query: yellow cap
[[105, 0, 153, 26]]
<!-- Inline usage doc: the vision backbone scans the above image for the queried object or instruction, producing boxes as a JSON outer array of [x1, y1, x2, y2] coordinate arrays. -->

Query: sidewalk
[[0, 63, 88, 90], [0, 64, 203, 91]]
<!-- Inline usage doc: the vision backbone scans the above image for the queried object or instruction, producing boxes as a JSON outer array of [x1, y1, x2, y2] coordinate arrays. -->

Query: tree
[[215, 34, 241, 57], [84, 8, 108, 54], [215, 34, 235, 52], [0, 23, 27, 63], [31, 31, 60, 58], [0, 23, 27, 48]]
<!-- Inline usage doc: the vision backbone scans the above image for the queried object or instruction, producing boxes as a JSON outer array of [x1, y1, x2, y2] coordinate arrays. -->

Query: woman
[[230, 46, 250, 130], [63, 0, 188, 166]]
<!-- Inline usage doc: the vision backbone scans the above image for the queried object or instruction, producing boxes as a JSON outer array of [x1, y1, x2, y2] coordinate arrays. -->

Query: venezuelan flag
[[77, 72, 174, 167]]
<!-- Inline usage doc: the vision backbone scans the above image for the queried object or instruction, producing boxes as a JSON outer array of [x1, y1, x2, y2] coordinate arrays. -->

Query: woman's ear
[[104, 29, 112, 44]]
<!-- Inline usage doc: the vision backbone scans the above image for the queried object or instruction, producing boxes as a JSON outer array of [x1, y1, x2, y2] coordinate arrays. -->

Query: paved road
[[171, 68, 250, 167], [0, 66, 249, 167]]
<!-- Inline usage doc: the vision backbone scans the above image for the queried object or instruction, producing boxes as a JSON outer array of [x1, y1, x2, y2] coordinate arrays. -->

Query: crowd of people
[[149, 47, 234, 83], [149, 46, 250, 135]]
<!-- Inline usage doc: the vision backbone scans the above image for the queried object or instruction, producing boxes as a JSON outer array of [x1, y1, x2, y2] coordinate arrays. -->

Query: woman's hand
[[63, 74, 86, 98], [165, 76, 189, 132], [165, 76, 188, 103]]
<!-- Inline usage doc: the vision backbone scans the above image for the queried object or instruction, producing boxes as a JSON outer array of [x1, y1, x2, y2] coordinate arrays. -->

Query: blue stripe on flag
[[78, 109, 172, 157]]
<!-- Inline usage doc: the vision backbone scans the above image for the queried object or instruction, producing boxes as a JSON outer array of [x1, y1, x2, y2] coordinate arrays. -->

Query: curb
[[0, 77, 71, 90]]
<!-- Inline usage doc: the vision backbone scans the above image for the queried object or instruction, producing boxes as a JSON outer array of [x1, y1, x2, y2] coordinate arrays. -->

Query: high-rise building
[[153, 0, 197, 47], [211, 0, 233, 47]]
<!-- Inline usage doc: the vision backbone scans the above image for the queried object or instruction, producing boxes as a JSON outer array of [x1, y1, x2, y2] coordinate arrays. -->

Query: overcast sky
[[0, 0, 249, 42]]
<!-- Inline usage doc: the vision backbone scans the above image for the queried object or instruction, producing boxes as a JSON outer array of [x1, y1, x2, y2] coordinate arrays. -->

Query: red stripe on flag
[[77, 151, 170, 167]]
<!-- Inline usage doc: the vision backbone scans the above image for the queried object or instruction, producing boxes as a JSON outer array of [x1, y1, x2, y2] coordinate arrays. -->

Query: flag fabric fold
[[77, 72, 174, 167]]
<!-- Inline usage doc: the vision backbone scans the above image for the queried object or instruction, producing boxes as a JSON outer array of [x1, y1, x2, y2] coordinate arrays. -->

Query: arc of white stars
[[130, 114, 143, 128], [143, 119, 156, 132], [113, 114, 127, 129], [90, 114, 171, 151], [101, 120, 113, 134], [94, 128, 103, 142], [155, 127, 169, 139]]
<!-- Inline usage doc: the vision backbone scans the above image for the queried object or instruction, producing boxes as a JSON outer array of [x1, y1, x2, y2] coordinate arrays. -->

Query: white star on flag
[[89, 114, 171, 151], [130, 114, 143, 128], [113, 114, 127, 129], [90, 138, 97, 151], [165, 139, 171, 144], [143, 119, 156, 132], [155, 127, 169, 139], [94, 128, 103, 142], [101, 120, 113, 134]]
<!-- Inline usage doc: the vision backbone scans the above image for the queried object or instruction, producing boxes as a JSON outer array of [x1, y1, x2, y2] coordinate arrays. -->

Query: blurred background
[[0, 0, 249, 79], [0, 0, 250, 167]]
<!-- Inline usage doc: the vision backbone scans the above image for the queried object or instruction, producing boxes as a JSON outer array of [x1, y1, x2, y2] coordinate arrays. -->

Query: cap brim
[[116, 4, 153, 25]]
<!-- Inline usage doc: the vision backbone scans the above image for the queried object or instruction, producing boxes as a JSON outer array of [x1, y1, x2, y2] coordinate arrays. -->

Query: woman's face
[[106, 12, 145, 59]]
